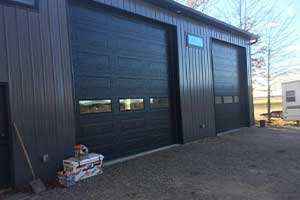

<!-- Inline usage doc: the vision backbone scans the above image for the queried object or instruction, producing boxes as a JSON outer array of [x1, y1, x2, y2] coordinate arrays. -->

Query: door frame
[[210, 38, 251, 135], [0, 82, 13, 188]]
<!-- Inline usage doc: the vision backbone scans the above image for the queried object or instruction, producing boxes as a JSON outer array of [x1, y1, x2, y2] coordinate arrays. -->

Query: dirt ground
[[254, 101, 299, 128], [7, 127, 300, 200]]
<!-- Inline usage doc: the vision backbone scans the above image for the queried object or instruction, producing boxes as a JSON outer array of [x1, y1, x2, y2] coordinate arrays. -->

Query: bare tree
[[175, 0, 219, 13], [263, 11, 299, 122], [176, 0, 300, 123], [215, 0, 299, 123]]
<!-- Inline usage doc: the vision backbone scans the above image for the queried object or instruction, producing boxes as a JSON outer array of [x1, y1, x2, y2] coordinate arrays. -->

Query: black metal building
[[0, 0, 257, 188]]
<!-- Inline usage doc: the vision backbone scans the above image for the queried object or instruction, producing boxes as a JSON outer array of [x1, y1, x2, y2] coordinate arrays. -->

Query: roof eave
[[147, 0, 259, 40]]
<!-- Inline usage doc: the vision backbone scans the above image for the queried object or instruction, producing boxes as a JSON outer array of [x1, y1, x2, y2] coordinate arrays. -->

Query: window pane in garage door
[[150, 98, 169, 109], [79, 100, 112, 114], [119, 99, 144, 111]]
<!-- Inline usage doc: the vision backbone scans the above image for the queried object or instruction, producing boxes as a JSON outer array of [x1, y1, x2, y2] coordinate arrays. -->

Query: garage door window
[[79, 100, 112, 114], [119, 98, 144, 111], [223, 96, 233, 104], [234, 96, 240, 103], [215, 96, 222, 104], [286, 91, 296, 102], [150, 98, 169, 109]]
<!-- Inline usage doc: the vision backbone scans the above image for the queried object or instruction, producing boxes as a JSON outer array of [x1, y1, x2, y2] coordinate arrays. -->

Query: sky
[[215, 0, 300, 97], [264, 0, 300, 97], [178, 0, 300, 97]]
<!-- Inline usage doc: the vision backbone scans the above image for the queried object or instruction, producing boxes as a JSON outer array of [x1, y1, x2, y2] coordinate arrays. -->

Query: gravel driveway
[[28, 127, 300, 200]]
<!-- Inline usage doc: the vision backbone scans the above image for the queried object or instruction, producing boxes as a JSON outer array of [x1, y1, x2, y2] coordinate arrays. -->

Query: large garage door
[[70, 1, 174, 160], [212, 41, 248, 133]]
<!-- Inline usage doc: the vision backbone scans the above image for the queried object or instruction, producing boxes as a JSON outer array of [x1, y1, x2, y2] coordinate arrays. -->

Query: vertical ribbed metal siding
[[0, 1, 75, 185]]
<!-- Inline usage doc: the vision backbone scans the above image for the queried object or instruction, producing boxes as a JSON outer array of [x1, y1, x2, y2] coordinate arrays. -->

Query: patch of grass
[[253, 97, 300, 128], [254, 103, 282, 120]]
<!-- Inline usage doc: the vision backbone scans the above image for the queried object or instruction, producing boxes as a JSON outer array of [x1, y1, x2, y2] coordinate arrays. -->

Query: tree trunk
[[267, 48, 271, 123]]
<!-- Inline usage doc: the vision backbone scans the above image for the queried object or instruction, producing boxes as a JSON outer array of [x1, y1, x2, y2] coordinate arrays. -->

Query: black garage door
[[212, 41, 248, 133], [70, 1, 174, 159]]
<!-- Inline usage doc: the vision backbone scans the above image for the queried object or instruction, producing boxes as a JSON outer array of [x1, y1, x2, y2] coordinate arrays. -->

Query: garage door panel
[[120, 124, 171, 139], [214, 81, 239, 88], [148, 116, 170, 125], [75, 26, 108, 40], [79, 113, 113, 123], [214, 84, 239, 94], [74, 29, 109, 48], [214, 73, 239, 81], [120, 118, 146, 131], [214, 88, 239, 95], [149, 62, 168, 76], [76, 77, 112, 99], [70, 1, 173, 160], [149, 80, 169, 93], [77, 134, 119, 149], [116, 78, 147, 94], [213, 59, 239, 67], [80, 122, 114, 138], [117, 38, 167, 57], [88, 143, 120, 157], [215, 104, 241, 113], [70, 1, 108, 21], [118, 51, 167, 63], [213, 46, 238, 57], [75, 53, 111, 76], [110, 16, 167, 42], [146, 43, 168, 55], [120, 130, 154, 141], [72, 6, 166, 44], [72, 17, 109, 30], [215, 79, 239, 86], [119, 135, 172, 151], [110, 16, 151, 34], [148, 113, 170, 124], [116, 57, 147, 76], [116, 52, 167, 66], [72, 44, 109, 56]]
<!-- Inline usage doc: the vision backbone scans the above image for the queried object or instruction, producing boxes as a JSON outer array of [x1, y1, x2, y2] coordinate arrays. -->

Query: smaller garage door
[[212, 41, 248, 133]]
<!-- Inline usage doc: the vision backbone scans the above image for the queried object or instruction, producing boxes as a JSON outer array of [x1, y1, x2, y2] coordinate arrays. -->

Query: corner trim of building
[[104, 144, 180, 167]]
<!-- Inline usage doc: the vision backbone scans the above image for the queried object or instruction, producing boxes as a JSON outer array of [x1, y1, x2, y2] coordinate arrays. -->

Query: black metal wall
[[0, 1, 75, 186], [0, 0, 254, 185]]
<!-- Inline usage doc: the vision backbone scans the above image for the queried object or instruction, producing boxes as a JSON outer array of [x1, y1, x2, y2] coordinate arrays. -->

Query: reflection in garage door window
[[223, 96, 233, 104], [79, 100, 112, 114], [119, 98, 144, 111], [215, 96, 222, 104], [150, 98, 169, 109], [234, 96, 240, 103]]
